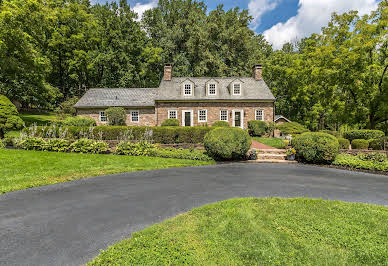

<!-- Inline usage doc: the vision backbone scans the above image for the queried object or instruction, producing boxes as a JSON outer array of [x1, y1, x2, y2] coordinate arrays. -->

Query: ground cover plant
[[88, 198, 388, 265], [252, 137, 286, 149], [0, 149, 213, 194], [333, 153, 388, 172]]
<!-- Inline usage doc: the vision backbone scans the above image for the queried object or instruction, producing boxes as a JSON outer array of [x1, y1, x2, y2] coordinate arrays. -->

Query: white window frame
[[208, 83, 217, 95], [232, 109, 244, 129], [168, 110, 177, 119], [255, 109, 264, 121], [220, 110, 228, 121], [130, 110, 140, 123], [198, 109, 207, 122], [182, 110, 194, 127], [183, 83, 192, 96], [233, 83, 241, 95], [99, 111, 107, 123]]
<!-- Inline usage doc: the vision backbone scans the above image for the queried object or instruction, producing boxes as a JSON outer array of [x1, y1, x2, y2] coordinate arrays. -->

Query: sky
[[91, 0, 381, 49]]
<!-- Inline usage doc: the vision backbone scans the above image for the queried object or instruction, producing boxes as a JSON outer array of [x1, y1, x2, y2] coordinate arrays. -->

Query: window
[[99, 111, 107, 122], [220, 110, 228, 121], [131, 111, 139, 122], [255, 110, 264, 121], [208, 84, 216, 95], [233, 83, 241, 95], [184, 84, 192, 96], [198, 109, 207, 122], [168, 110, 177, 119]]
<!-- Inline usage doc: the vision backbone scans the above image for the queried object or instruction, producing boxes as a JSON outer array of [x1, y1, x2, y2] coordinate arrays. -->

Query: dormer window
[[208, 83, 216, 95], [233, 83, 241, 95], [184, 84, 192, 96]]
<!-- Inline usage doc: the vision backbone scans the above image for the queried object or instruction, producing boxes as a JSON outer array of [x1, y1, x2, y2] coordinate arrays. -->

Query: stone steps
[[254, 159, 298, 164], [257, 153, 287, 160], [252, 148, 296, 164]]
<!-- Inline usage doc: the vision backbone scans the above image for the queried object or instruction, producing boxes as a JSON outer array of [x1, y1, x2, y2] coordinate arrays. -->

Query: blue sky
[[91, 0, 381, 49]]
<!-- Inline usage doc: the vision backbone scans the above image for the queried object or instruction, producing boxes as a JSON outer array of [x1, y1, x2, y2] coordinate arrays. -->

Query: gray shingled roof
[[74, 88, 157, 108], [157, 77, 275, 101], [274, 115, 291, 122]]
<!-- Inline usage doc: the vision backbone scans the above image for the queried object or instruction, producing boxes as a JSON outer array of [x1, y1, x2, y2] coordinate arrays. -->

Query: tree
[[0, 95, 24, 138], [105, 107, 126, 126]]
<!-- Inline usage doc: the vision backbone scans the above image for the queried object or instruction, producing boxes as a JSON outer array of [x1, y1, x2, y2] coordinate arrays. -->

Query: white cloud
[[132, 0, 158, 21], [263, 0, 379, 49], [249, 0, 281, 30]]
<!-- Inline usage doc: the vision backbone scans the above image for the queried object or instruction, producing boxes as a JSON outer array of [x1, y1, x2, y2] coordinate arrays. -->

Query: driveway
[[1, 163, 387, 265]]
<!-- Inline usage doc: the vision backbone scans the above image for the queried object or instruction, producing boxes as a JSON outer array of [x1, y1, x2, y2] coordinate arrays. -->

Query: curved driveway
[[1, 163, 387, 265]]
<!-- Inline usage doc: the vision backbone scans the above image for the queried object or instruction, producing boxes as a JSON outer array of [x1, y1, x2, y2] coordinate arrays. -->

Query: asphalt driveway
[[1, 163, 387, 265]]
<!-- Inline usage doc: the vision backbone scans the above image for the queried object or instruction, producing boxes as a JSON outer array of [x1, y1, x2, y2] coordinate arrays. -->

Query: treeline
[[0, 0, 387, 132]]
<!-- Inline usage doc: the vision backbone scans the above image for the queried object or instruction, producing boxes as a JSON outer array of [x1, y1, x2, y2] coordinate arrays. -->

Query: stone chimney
[[252, 64, 262, 80], [164, 64, 172, 81]]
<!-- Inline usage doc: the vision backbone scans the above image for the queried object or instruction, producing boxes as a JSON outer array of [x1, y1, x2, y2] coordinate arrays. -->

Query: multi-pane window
[[208, 84, 216, 95], [99, 111, 107, 122], [184, 84, 192, 95], [255, 110, 264, 121], [220, 110, 228, 121], [198, 109, 207, 122], [233, 83, 241, 95], [131, 111, 139, 122], [168, 110, 177, 119]]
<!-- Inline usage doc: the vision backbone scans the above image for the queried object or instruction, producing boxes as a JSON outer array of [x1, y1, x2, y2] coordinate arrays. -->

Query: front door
[[233, 110, 244, 128], [182, 110, 193, 127]]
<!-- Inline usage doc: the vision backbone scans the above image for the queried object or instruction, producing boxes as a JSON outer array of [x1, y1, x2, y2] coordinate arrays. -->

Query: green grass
[[252, 137, 286, 148], [0, 149, 214, 194], [89, 198, 388, 265], [19, 111, 57, 126]]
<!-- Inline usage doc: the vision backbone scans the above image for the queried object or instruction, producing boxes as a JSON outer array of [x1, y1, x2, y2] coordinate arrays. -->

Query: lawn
[[0, 149, 214, 194], [89, 198, 388, 265], [253, 137, 286, 148], [19, 111, 57, 126]]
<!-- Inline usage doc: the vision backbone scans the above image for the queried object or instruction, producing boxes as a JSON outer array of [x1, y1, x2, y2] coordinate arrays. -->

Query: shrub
[[344, 130, 385, 141], [277, 122, 309, 135], [247, 120, 268, 136], [153, 148, 213, 161], [17, 137, 46, 151], [320, 130, 341, 138], [212, 121, 230, 127], [45, 139, 70, 152], [161, 118, 179, 127], [105, 107, 126, 126], [0, 95, 25, 138], [56, 97, 79, 116], [368, 137, 387, 150], [292, 132, 339, 163], [69, 139, 109, 154], [58, 116, 96, 127], [337, 138, 350, 149], [357, 152, 386, 163], [333, 153, 388, 172], [115, 142, 156, 156], [0, 139, 4, 149], [204, 127, 251, 160], [351, 139, 369, 150]]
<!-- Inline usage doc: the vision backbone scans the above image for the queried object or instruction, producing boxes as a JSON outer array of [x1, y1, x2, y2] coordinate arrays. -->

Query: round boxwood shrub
[[0, 95, 25, 138], [344, 130, 384, 141], [337, 138, 350, 149], [161, 118, 179, 127], [247, 120, 268, 136], [212, 121, 230, 127], [293, 132, 339, 163], [204, 127, 251, 160], [368, 137, 387, 150], [105, 107, 126, 126], [351, 139, 369, 150]]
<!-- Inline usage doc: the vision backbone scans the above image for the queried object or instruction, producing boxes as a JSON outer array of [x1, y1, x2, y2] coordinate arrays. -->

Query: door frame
[[232, 109, 244, 129], [182, 110, 194, 127]]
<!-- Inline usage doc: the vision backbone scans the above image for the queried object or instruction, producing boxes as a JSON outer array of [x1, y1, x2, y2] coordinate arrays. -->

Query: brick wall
[[156, 101, 274, 128], [77, 108, 156, 126]]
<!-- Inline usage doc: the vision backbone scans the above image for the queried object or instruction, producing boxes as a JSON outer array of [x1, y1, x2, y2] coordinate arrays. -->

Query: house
[[74, 64, 276, 129], [274, 115, 291, 138]]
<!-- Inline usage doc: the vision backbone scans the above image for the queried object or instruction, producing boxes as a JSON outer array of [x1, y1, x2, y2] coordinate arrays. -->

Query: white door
[[232, 110, 244, 129], [182, 110, 193, 127]]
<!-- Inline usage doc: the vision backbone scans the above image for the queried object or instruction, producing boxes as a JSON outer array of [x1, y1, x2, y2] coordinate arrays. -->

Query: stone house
[[74, 64, 276, 129]]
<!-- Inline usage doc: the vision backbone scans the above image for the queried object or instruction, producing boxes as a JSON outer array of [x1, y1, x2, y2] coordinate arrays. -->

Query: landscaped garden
[[88, 198, 388, 265]]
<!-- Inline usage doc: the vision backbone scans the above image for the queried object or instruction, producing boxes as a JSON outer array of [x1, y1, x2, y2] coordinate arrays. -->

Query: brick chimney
[[252, 64, 262, 80], [164, 64, 172, 81]]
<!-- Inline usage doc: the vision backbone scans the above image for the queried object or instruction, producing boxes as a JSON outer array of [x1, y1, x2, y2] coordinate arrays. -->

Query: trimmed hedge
[[57, 116, 96, 127], [212, 121, 230, 127], [204, 127, 251, 160], [320, 130, 341, 138], [161, 118, 180, 127], [22, 126, 213, 144], [351, 139, 369, 150], [337, 138, 350, 149], [293, 132, 339, 163], [344, 130, 385, 141], [369, 137, 387, 150], [277, 122, 309, 135], [247, 120, 268, 136]]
